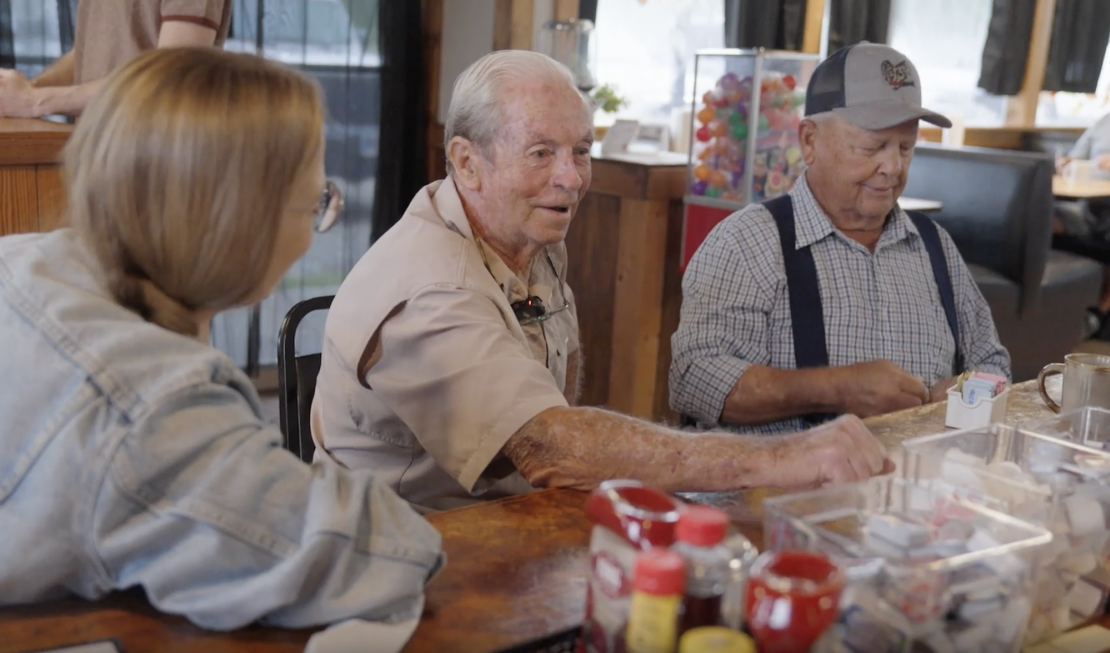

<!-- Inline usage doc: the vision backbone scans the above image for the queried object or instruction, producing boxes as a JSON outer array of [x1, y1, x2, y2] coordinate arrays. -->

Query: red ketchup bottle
[[672, 505, 733, 637], [583, 480, 684, 653]]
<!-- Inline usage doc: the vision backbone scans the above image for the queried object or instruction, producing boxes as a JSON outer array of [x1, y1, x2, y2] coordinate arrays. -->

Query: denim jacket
[[0, 229, 444, 630]]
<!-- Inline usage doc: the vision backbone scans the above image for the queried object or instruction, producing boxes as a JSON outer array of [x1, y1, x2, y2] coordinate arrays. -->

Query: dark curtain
[[1043, 0, 1110, 93], [371, 0, 425, 242], [723, 0, 806, 50], [579, 0, 598, 23], [826, 0, 892, 53], [978, 0, 1037, 95]]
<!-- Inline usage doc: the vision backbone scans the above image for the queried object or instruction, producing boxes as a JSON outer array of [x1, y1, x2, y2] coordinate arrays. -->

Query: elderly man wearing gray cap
[[670, 43, 1011, 435]]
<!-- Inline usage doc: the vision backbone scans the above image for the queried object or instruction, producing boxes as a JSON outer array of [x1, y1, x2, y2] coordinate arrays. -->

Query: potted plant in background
[[592, 83, 627, 141]]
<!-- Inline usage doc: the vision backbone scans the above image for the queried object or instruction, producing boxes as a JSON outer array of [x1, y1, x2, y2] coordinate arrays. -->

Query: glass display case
[[682, 49, 819, 268], [763, 476, 1052, 653], [901, 419, 1110, 645]]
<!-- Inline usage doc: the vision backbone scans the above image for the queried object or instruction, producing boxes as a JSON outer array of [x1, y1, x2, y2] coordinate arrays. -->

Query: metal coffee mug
[[1038, 353, 1110, 413]]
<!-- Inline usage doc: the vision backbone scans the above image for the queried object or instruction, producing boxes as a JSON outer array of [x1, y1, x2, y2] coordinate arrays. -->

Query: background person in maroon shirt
[[0, 0, 230, 118]]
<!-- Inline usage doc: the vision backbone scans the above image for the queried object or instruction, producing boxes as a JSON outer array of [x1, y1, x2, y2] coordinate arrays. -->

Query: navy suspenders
[[764, 196, 962, 426]]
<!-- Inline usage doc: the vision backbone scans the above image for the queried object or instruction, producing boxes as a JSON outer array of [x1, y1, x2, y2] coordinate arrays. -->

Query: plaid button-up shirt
[[670, 173, 1011, 435]]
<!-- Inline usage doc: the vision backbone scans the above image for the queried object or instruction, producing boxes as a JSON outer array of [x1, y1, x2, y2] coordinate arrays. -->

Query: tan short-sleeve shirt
[[74, 0, 231, 85], [311, 178, 580, 513]]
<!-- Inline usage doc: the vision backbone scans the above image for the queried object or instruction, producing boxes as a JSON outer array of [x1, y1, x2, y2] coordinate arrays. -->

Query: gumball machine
[[683, 49, 819, 268]]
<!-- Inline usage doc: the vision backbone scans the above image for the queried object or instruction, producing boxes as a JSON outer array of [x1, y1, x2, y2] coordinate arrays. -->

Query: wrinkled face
[[801, 115, 918, 230], [458, 79, 594, 251]]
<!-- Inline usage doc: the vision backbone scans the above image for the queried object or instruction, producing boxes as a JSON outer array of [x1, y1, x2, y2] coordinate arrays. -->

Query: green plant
[[591, 83, 627, 114]]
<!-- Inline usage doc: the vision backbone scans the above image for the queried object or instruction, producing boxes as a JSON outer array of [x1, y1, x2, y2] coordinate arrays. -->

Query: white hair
[[445, 50, 591, 173]]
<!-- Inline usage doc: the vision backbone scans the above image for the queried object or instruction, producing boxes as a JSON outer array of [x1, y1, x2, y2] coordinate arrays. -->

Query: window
[[1038, 45, 1110, 126], [214, 0, 381, 369], [5, 0, 65, 78], [886, 0, 1005, 127], [592, 0, 725, 138]]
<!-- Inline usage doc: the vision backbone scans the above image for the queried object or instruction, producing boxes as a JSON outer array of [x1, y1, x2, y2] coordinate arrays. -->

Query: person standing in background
[[0, 0, 230, 118]]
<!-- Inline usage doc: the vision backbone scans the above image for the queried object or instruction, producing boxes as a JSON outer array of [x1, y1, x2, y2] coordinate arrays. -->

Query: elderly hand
[[929, 376, 954, 403], [1056, 154, 1072, 176], [1098, 155, 1110, 173], [834, 359, 928, 418], [772, 414, 894, 488], [0, 69, 40, 118]]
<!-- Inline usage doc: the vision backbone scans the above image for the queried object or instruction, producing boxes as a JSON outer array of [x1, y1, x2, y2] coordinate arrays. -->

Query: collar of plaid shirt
[[789, 172, 919, 251]]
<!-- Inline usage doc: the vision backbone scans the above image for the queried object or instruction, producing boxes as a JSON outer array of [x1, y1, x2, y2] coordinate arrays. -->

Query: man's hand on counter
[[771, 414, 895, 488], [0, 68, 41, 119]]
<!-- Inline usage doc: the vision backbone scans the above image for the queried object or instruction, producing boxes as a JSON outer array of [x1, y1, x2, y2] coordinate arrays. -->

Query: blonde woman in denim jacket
[[0, 47, 442, 630]]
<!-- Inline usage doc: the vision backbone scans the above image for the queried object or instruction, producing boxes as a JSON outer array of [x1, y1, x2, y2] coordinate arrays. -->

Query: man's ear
[[798, 118, 820, 166], [448, 136, 483, 191]]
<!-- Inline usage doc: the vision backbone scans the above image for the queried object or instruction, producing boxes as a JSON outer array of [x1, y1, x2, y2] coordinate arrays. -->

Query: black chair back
[[277, 295, 334, 463], [903, 144, 1054, 316]]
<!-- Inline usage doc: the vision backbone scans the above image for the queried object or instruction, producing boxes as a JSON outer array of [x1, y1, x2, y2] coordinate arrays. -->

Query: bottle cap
[[632, 549, 686, 596], [679, 627, 756, 653], [676, 505, 729, 547]]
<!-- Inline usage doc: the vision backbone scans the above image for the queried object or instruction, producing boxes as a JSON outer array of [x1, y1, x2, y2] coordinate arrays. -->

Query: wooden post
[[802, 0, 825, 54], [1005, 0, 1057, 126], [494, 0, 536, 51], [554, 0, 579, 21]]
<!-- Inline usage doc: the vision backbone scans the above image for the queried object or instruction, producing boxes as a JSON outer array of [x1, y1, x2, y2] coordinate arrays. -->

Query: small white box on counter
[[945, 385, 1009, 430]]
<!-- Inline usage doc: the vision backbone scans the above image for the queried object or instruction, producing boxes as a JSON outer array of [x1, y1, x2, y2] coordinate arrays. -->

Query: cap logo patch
[[880, 60, 915, 90]]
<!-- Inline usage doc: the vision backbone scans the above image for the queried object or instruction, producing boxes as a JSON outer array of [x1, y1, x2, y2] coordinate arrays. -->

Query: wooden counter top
[[1053, 175, 1110, 199], [588, 153, 686, 201], [0, 118, 73, 166], [0, 381, 1056, 653]]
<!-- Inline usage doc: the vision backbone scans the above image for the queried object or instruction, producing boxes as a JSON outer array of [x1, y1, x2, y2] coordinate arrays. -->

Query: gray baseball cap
[[805, 42, 952, 129]]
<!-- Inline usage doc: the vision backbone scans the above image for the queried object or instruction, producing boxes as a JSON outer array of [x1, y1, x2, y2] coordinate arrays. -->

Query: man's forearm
[[503, 406, 783, 493], [27, 78, 104, 117], [720, 364, 842, 426], [32, 51, 75, 88]]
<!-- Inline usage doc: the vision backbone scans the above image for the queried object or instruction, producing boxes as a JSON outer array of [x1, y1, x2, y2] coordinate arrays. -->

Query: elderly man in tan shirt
[[0, 0, 230, 118], [312, 50, 894, 513]]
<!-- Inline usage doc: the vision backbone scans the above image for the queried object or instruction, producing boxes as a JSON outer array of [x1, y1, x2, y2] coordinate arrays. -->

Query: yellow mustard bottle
[[679, 626, 756, 653], [626, 549, 686, 653]]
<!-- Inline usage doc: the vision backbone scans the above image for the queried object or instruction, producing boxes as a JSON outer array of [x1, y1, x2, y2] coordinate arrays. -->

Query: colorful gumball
[[731, 122, 747, 141], [708, 169, 727, 187], [768, 170, 784, 193], [690, 180, 708, 195], [705, 186, 720, 198], [785, 146, 801, 166], [783, 74, 796, 91], [727, 111, 743, 127], [711, 120, 728, 137], [696, 125, 710, 142], [697, 147, 712, 161], [694, 164, 711, 181], [758, 113, 769, 131], [696, 106, 716, 124]]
